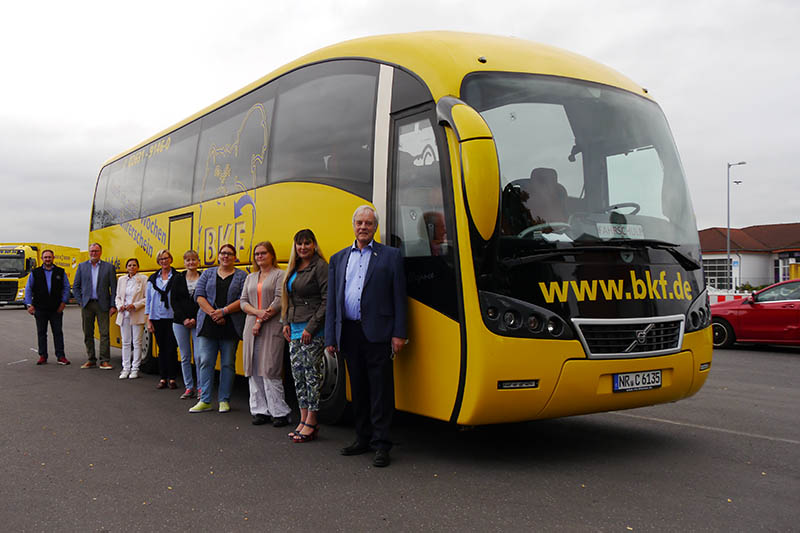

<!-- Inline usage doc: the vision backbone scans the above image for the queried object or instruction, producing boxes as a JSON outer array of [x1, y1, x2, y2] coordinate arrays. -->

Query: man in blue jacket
[[72, 243, 117, 369], [326, 205, 407, 467]]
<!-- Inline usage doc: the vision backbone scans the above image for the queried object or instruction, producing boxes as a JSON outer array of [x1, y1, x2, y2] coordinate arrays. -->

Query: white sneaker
[[128, 370, 139, 379], [119, 371, 130, 380]]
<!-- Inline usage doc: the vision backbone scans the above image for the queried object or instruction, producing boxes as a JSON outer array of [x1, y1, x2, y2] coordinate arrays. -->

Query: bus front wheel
[[317, 347, 347, 424]]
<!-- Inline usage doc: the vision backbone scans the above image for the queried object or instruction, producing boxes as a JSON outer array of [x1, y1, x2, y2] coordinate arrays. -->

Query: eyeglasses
[[218, 251, 234, 257]]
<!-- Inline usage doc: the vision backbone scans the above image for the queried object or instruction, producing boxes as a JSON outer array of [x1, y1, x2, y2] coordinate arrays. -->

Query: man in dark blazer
[[72, 243, 117, 369], [326, 205, 407, 467]]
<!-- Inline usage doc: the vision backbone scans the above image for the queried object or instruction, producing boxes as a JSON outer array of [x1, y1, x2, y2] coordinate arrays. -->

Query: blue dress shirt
[[344, 240, 374, 321]]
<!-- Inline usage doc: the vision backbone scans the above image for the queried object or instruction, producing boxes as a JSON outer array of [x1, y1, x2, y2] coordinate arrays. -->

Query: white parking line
[[8, 359, 29, 365], [609, 412, 800, 445]]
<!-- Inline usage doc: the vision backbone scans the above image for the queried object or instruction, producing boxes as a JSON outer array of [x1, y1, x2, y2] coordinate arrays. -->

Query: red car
[[711, 279, 800, 348]]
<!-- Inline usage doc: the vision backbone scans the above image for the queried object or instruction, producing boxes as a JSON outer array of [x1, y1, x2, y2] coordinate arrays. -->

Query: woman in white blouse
[[115, 258, 148, 379]]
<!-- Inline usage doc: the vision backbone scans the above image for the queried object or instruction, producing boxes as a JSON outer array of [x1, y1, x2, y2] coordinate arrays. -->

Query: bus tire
[[139, 331, 159, 374], [711, 318, 735, 348], [317, 347, 348, 424]]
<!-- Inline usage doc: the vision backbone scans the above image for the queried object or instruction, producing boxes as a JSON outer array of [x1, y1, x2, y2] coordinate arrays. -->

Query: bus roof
[[104, 31, 646, 166]]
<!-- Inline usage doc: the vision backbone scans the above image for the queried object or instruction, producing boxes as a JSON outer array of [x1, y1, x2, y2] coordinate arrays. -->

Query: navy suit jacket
[[325, 241, 407, 347], [72, 260, 117, 311]]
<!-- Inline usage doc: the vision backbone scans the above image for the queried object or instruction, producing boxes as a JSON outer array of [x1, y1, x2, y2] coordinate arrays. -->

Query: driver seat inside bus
[[521, 167, 568, 224]]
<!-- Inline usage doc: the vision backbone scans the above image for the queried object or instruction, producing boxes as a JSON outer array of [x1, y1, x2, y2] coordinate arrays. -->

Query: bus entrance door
[[168, 213, 194, 268]]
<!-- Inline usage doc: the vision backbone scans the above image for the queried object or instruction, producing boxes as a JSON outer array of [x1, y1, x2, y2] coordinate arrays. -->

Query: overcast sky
[[1, 0, 796, 248]]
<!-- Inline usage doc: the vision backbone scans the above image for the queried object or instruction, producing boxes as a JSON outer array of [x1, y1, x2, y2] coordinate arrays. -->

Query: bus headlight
[[685, 288, 711, 333], [503, 310, 521, 329], [546, 318, 564, 337], [479, 291, 573, 340], [527, 314, 543, 333]]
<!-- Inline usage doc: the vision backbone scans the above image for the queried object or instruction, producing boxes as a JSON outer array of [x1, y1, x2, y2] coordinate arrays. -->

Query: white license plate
[[613, 370, 662, 392]]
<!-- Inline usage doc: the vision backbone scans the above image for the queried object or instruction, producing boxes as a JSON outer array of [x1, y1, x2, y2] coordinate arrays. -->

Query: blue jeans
[[172, 323, 197, 390], [196, 335, 238, 403]]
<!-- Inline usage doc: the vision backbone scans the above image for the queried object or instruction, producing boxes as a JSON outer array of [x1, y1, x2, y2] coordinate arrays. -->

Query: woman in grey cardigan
[[240, 241, 291, 427], [281, 229, 328, 442]]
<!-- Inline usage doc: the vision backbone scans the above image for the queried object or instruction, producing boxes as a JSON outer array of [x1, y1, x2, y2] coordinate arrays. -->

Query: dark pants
[[81, 300, 110, 363], [34, 308, 65, 359], [341, 320, 395, 451], [152, 319, 179, 380]]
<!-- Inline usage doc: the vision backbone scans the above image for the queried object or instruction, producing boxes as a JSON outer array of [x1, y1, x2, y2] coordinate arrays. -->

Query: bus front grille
[[572, 315, 685, 359]]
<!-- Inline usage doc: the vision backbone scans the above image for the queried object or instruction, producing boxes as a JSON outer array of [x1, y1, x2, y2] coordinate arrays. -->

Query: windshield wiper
[[500, 248, 587, 268], [599, 239, 702, 270]]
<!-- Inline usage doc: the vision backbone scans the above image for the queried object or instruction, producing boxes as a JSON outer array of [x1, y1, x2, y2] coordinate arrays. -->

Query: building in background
[[699, 223, 800, 290]]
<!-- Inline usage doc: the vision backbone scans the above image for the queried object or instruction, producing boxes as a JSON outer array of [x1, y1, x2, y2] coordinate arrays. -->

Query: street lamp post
[[727, 161, 746, 290]]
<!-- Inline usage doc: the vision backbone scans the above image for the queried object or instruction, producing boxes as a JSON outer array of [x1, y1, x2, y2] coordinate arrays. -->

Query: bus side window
[[193, 86, 274, 204], [267, 60, 378, 200]]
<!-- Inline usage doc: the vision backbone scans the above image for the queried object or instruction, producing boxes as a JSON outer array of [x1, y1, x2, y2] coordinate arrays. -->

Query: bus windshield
[[461, 73, 701, 255]]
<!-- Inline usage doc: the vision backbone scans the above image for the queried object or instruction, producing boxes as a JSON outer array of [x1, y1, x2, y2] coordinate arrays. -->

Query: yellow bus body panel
[[393, 298, 461, 421]]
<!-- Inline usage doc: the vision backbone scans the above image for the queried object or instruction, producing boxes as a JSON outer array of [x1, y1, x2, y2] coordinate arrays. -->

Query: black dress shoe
[[340, 441, 371, 456], [373, 449, 390, 467], [272, 416, 289, 427], [251, 414, 270, 426]]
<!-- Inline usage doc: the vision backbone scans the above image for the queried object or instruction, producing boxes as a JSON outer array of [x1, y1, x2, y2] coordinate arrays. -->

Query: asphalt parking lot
[[1, 306, 798, 531]]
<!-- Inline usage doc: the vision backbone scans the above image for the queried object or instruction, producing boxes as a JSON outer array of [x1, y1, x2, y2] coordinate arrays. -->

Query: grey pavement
[[0, 306, 798, 531]]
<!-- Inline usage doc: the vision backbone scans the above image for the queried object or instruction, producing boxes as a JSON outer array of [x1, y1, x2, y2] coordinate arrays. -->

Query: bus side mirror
[[461, 138, 500, 240], [437, 97, 500, 241]]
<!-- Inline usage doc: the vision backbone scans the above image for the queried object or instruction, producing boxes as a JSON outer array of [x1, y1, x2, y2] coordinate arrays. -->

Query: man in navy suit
[[72, 243, 117, 369], [326, 205, 407, 468]]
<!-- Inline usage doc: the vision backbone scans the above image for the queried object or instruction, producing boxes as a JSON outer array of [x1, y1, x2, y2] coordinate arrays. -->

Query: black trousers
[[341, 320, 394, 451], [152, 319, 179, 380], [34, 308, 65, 358]]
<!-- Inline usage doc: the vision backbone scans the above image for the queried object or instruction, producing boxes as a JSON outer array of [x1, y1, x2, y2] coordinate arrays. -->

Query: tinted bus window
[[194, 85, 275, 203], [269, 60, 378, 200], [91, 167, 111, 230], [140, 121, 201, 216], [103, 153, 145, 225]]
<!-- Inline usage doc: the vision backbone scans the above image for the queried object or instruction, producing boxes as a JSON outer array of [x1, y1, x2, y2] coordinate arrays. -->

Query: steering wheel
[[518, 222, 571, 238], [601, 202, 641, 215]]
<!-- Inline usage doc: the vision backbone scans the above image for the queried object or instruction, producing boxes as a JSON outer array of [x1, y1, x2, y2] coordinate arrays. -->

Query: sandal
[[293, 423, 318, 443], [288, 422, 306, 440], [168, 380, 178, 390], [156, 380, 167, 389]]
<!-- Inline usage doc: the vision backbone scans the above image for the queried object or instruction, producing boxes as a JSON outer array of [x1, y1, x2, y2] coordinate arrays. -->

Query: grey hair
[[352, 205, 379, 225]]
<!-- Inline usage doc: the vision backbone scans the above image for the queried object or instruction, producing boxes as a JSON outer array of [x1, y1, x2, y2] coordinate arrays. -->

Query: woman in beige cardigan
[[115, 258, 148, 379], [240, 241, 291, 427]]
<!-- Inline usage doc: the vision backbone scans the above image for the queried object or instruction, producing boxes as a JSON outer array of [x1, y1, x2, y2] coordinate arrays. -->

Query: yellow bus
[[89, 31, 712, 425]]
